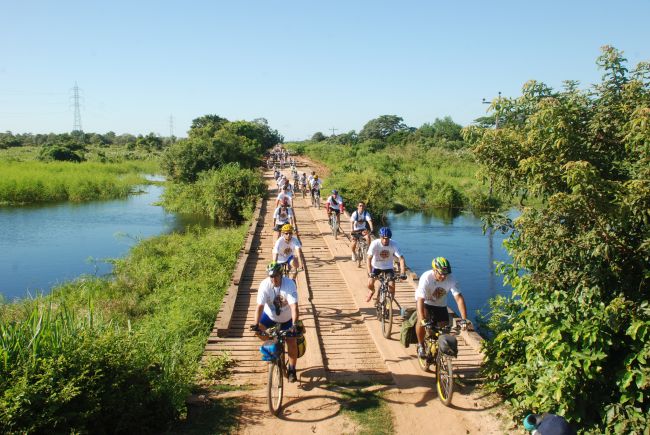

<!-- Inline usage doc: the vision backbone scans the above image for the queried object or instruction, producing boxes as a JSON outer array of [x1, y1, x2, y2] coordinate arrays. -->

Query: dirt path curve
[[201, 159, 512, 434]]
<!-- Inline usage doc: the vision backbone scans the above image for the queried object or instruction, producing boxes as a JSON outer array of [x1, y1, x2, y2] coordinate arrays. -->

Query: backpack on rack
[[400, 309, 418, 348]]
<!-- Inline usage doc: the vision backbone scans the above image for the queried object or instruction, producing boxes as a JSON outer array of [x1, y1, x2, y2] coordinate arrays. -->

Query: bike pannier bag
[[400, 310, 419, 348]]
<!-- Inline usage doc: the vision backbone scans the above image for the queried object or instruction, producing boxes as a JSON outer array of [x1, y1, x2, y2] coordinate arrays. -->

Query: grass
[[337, 386, 394, 435]]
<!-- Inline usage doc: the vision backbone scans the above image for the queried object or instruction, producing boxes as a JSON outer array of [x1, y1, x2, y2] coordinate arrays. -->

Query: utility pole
[[329, 127, 338, 136], [70, 82, 84, 144], [169, 115, 175, 142]]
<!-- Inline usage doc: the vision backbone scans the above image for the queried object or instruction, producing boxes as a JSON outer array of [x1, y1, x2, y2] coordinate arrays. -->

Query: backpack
[[400, 309, 418, 348]]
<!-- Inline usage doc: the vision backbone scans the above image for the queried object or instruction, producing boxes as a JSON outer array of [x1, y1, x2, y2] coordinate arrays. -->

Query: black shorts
[[351, 229, 367, 239], [371, 268, 395, 280], [425, 305, 450, 323]]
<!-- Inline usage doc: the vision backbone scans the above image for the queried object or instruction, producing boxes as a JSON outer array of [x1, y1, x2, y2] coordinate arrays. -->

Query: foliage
[[311, 131, 326, 142], [0, 160, 155, 205], [198, 352, 235, 382], [338, 387, 393, 435], [359, 115, 409, 141], [162, 163, 265, 223], [38, 144, 84, 162], [0, 225, 247, 433], [470, 46, 650, 433]]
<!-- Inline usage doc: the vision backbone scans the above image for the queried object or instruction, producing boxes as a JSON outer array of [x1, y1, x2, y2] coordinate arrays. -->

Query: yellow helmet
[[314, 175, 319, 180], [281, 223, 294, 233]]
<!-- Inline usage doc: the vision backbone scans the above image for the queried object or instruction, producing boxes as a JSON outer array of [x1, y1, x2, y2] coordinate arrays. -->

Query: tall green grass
[[0, 160, 158, 204], [0, 225, 247, 433], [288, 140, 500, 216]]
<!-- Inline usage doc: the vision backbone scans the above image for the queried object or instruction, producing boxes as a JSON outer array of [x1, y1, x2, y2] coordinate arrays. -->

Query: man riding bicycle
[[415, 257, 468, 359], [273, 200, 296, 242], [349, 201, 373, 261], [251, 262, 300, 382], [310, 175, 322, 201], [272, 224, 303, 281], [366, 227, 406, 302], [325, 189, 344, 230]]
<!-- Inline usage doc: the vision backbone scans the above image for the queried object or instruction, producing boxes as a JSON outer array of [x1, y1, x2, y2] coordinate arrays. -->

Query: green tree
[[359, 115, 408, 141], [311, 131, 326, 142], [135, 133, 164, 151], [467, 46, 650, 433], [188, 114, 229, 139]]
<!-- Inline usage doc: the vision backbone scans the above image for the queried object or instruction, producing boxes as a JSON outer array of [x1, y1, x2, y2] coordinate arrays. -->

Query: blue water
[[386, 209, 515, 324], [0, 184, 211, 301]]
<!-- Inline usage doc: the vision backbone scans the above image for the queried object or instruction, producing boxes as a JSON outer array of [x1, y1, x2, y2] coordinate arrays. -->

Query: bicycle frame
[[375, 271, 394, 338]]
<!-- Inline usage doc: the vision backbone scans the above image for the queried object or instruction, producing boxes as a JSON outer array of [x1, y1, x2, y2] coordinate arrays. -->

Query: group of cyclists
[[251, 147, 469, 383]]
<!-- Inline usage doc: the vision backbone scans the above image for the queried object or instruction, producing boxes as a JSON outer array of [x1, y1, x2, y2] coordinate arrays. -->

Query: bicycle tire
[[356, 244, 363, 268], [417, 341, 432, 372], [381, 290, 393, 338], [436, 351, 454, 406], [331, 214, 338, 239], [267, 359, 284, 415]]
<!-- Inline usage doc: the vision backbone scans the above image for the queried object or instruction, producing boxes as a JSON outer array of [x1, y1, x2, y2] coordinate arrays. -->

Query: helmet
[[281, 223, 294, 233], [378, 227, 392, 238], [266, 261, 282, 277], [331, 189, 338, 195], [314, 175, 319, 180], [432, 257, 452, 275]]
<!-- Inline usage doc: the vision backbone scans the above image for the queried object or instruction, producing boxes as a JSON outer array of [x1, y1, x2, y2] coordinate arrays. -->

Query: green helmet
[[432, 257, 452, 275], [266, 261, 283, 277]]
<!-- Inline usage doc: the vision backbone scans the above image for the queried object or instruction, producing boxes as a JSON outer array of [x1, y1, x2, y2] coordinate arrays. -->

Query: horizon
[[2, 1, 649, 141]]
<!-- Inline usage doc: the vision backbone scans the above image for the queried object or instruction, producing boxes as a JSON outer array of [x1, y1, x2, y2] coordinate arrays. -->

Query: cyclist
[[310, 175, 322, 204], [415, 257, 468, 359], [276, 186, 293, 208], [366, 227, 406, 302], [272, 224, 303, 281], [299, 172, 308, 194], [250, 262, 300, 383], [325, 189, 345, 232], [350, 201, 373, 261], [273, 201, 296, 241], [307, 171, 316, 189]]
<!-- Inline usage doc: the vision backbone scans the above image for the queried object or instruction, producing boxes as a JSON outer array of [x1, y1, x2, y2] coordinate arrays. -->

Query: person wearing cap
[[272, 224, 303, 280], [250, 261, 300, 382], [415, 256, 468, 359], [272, 200, 297, 241], [276, 186, 294, 208]]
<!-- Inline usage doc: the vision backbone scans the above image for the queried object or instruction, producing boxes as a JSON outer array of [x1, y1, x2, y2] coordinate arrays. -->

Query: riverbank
[[0, 224, 248, 433]]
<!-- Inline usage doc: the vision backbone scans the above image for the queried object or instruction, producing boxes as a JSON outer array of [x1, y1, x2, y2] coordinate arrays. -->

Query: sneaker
[[351, 252, 357, 261], [287, 368, 297, 383], [417, 344, 427, 359]]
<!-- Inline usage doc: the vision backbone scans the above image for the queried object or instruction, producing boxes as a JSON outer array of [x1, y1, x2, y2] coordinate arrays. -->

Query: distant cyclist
[[414, 257, 468, 359], [250, 262, 300, 383], [272, 224, 303, 281], [325, 189, 344, 230], [366, 227, 406, 302], [310, 175, 322, 202], [350, 201, 373, 261], [276, 186, 293, 208], [273, 201, 296, 241]]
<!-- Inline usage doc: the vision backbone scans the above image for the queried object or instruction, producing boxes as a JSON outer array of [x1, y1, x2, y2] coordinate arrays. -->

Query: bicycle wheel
[[380, 289, 393, 339], [417, 341, 432, 372], [267, 359, 284, 415], [436, 351, 454, 406], [331, 214, 338, 238], [315, 194, 320, 209], [356, 244, 364, 268]]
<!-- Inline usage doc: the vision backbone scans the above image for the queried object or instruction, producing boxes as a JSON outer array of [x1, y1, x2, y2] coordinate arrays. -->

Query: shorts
[[371, 268, 395, 280], [329, 208, 341, 216], [351, 229, 367, 239], [260, 311, 294, 330], [424, 304, 450, 323]]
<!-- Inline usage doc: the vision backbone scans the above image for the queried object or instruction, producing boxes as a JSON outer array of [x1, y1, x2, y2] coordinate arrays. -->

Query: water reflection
[[386, 209, 514, 324], [0, 184, 212, 301]]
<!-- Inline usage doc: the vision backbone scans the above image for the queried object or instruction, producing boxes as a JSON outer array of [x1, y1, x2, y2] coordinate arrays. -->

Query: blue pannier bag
[[260, 340, 280, 361]]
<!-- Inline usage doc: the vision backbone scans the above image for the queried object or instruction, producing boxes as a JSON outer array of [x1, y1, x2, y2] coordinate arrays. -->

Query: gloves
[[420, 319, 427, 326], [399, 274, 407, 281], [249, 324, 260, 332], [457, 319, 468, 330]]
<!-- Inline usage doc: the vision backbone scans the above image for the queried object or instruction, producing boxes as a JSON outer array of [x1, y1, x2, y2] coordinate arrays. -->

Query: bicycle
[[417, 319, 460, 406], [374, 271, 396, 338], [255, 325, 302, 415], [328, 211, 339, 239], [311, 189, 320, 209], [353, 232, 368, 268]]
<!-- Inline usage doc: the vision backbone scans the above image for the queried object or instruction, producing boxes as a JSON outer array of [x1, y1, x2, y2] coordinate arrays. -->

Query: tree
[[188, 114, 229, 139], [135, 133, 164, 151], [311, 132, 326, 142], [359, 115, 408, 141], [466, 46, 650, 432]]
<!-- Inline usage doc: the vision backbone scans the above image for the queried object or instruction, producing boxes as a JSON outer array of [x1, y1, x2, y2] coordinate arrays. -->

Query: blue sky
[[1, 0, 648, 140]]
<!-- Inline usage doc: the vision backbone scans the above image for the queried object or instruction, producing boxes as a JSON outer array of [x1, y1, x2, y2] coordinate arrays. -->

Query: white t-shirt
[[367, 239, 402, 270], [415, 270, 461, 307], [273, 206, 293, 225], [272, 236, 302, 263], [276, 192, 293, 206], [257, 276, 298, 323], [311, 179, 322, 190], [350, 210, 372, 231], [325, 194, 344, 211]]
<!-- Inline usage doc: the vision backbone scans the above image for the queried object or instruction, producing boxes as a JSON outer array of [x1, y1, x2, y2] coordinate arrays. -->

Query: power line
[[71, 82, 83, 132], [169, 114, 175, 140], [329, 127, 338, 136]]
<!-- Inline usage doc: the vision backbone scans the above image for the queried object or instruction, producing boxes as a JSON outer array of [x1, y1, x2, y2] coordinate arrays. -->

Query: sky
[[1, 1, 649, 141]]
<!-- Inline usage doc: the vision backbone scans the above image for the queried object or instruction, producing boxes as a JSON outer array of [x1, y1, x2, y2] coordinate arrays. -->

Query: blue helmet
[[379, 227, 392, 238], [331, 189, 338, 195]]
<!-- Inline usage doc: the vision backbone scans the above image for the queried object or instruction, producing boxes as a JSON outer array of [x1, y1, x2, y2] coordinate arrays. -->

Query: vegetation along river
[[0, 180, 210, 301]]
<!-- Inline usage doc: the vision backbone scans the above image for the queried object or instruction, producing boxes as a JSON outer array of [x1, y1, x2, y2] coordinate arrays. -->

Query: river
[[386, 208, 514, 324], [0, 183, 211, 301]]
